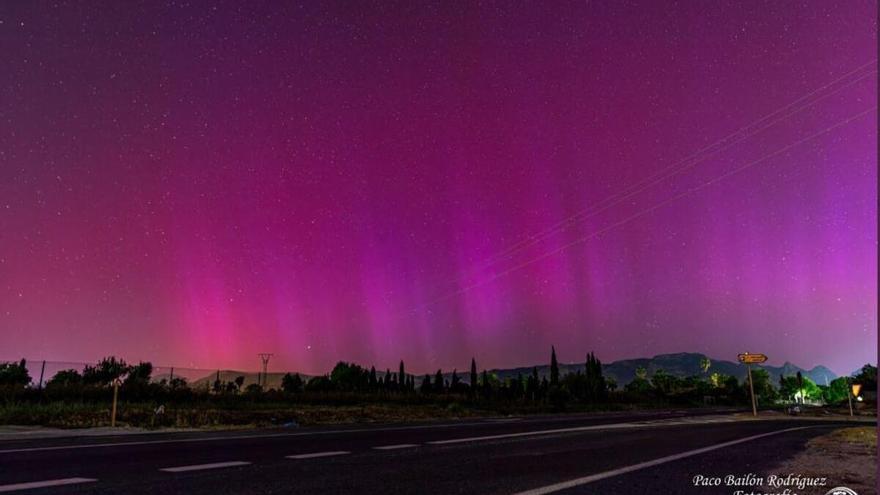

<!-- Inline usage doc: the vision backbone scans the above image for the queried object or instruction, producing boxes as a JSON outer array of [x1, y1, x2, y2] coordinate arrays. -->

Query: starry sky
[[0, 1, 876, 375]]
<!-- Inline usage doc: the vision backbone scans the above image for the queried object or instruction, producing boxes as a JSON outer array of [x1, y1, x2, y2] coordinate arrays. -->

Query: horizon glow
[[0, 2, 876, 376]]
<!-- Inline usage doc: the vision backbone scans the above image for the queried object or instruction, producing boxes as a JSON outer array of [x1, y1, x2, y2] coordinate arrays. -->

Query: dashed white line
[[0, 478, 97, 492], [373, 444, 419, 450], [160, 461, 251, 473], [510, 426, 814, 495], [286, 451, 350, 459], [0, 420, 496, 455]]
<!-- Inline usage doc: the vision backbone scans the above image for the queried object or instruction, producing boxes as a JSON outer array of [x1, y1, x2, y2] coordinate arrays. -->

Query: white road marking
[[427, 422, 641, 445], [286, 451, 350, 459], [373, 444, 418, 450], [1, 414, 842, 455], [428, 415, 760, 445], [0, 478, 97, 492], [510, 426, 814, 495], [160, 461, 251, 473], [0, 421, 496, 454]]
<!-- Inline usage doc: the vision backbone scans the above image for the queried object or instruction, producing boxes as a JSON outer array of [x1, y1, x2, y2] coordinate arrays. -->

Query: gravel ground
[[766, 426, 876, 495]]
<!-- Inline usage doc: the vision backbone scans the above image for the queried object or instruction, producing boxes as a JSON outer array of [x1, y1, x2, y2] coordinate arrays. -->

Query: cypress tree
[[434, 369, 444, 393], [527, 367, 539, 400], [550, 346, 559, 387], [399, 360, 406, 392], [470, 358, 478, 390], [420, 374, 432, 394]]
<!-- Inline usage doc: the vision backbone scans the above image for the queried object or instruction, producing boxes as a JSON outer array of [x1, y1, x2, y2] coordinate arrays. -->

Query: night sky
[[0, 2, 876, 375]]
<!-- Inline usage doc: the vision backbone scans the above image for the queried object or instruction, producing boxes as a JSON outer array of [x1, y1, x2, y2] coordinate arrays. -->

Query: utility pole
[[258, 353, 273, 389], [38, 360, 46, 390]]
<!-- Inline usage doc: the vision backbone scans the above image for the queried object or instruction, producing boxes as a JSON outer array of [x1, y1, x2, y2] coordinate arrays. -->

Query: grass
[[0, 401, 499, 429], [825, 426, 877, 448], [0, 397, 669, 429]]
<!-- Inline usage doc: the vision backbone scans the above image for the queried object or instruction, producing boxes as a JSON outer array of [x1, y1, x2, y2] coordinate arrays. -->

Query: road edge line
[[0, 478, 98, 492], [510, 426, 815, 495]]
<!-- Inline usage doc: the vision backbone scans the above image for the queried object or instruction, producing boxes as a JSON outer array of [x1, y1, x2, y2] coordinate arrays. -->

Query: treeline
[[277, 350, 608, 406], [1, 353, 876, 410]]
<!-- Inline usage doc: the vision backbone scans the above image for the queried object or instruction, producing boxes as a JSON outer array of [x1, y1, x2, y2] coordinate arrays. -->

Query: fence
[[0, 358, 295, 391]]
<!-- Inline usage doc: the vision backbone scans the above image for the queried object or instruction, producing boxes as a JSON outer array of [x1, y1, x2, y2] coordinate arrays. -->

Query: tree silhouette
[[434, 369, 444, 393], [854, 364, 877, 391], [46, 369, 82, 388], [281, 373, 304, 393], [124, 362, 153, 388], [583, 352, 605, 401], [0, 359, 30, 387], [481, 370, 491, 398], [510, 373, 524, 399], [470, 358, 478, 398], [550, 346, 559, 387], [450, 369, 460, 392], [420, 374, 432, 394], [83, 356, 129, 386], [331, 362, 369, 391], [526, 367, 539, 400], [399, 361, 406, 393]]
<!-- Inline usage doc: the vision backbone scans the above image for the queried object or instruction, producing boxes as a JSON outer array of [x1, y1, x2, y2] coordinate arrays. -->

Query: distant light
[[856, 396, 863, 402]]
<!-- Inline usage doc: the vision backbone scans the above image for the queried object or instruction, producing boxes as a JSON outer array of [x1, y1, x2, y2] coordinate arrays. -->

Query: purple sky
[[0, 2, 876, 375]]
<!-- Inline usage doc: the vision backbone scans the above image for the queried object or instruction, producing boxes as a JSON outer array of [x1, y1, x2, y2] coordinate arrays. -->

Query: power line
[[444, 59, 877, 284], [401, 105, 877, 317]]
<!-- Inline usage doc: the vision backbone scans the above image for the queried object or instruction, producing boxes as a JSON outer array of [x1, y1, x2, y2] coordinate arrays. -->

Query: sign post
[[848, 382, 861, 418], [111, 378, 121, 427], [738, 353, 768, 417]]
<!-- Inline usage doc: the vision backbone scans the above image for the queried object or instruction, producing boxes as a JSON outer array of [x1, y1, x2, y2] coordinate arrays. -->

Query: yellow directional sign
[[851, 383, 862, 397], [738, 353, 768, 364]]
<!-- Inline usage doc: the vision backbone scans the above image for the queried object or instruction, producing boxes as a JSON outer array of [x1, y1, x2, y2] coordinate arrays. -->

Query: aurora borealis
[[0, 1, 876, 375]]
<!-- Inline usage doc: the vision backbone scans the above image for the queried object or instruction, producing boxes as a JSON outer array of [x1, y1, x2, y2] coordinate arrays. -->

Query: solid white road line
[[373, 444, 419, 450], [286, 451, 350, 459], [510, 426, 814, 495], [160, 461, 251, 473], [427, 422, 641, 445], [0, 478, 97, 492]]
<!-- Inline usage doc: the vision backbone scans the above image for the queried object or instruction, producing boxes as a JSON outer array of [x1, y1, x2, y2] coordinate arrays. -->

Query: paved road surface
[[0, 410, 866, 494]]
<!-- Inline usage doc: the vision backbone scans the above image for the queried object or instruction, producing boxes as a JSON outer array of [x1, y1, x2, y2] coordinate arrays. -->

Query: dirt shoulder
[[767, 426, 876, 495]]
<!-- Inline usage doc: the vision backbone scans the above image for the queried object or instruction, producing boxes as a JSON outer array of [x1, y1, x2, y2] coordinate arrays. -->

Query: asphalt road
[[0, 410, 865, 494]]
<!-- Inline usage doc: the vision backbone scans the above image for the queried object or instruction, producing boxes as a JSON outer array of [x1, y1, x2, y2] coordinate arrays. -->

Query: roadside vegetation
[[0, 353, 875, 429]]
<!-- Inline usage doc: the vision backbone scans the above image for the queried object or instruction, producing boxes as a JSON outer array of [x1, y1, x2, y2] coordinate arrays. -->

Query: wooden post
[[38, 360, 46, 390], [847, 377, 854, 418], [111, 379, 120, 427], [747, 364, 757, 417]]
